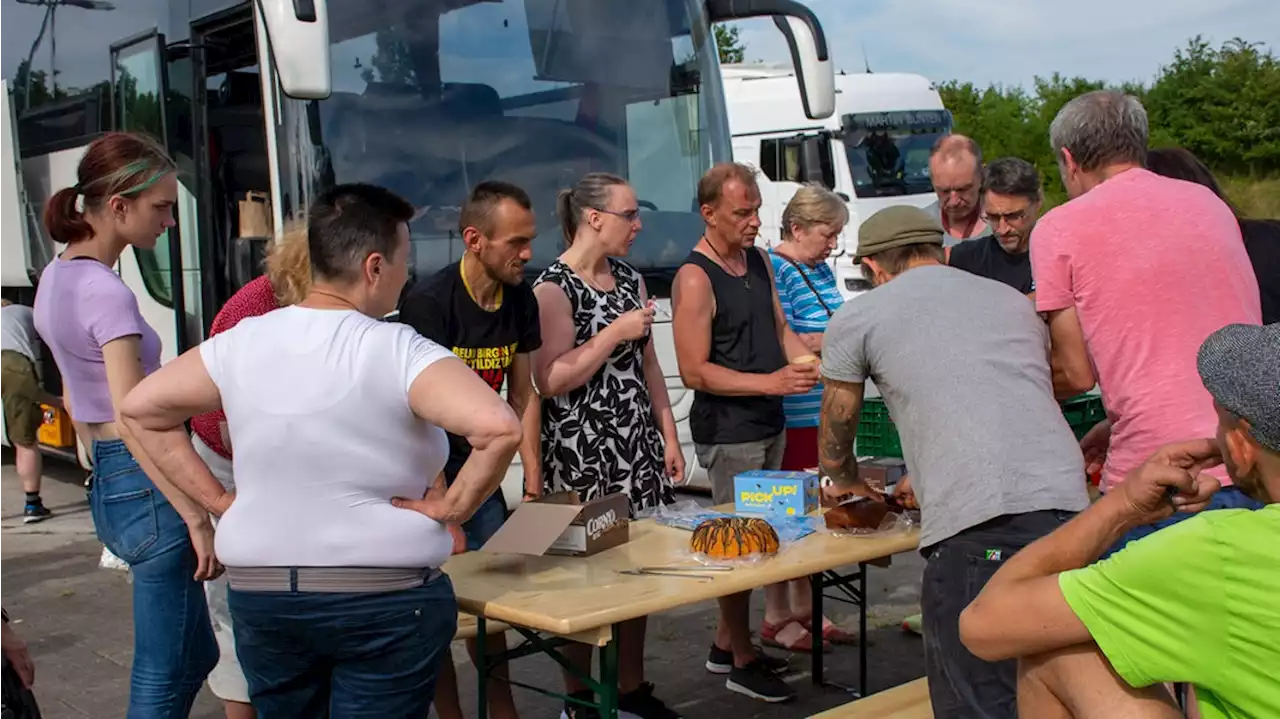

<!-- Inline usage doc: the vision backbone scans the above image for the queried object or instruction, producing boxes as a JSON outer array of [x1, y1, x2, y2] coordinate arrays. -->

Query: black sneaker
[[705, 644, 789, 675], [725, 660, 797, 703], [23, 504, 52, 524], [619, 682, 681, 719]]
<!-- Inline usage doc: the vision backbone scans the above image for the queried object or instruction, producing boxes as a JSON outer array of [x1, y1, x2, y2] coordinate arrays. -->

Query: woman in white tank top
[[117, 183, 523, 715]]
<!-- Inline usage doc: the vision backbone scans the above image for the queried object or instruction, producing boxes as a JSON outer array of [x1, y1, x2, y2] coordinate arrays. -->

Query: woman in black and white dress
[[532, 172, 683, 719]]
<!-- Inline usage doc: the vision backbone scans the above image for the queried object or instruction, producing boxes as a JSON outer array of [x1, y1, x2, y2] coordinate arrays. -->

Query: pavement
[[1, 451, 927, 718]]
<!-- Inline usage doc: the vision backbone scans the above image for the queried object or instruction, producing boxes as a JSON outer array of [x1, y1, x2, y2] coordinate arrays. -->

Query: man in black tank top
[[672, 163, 820, 704]]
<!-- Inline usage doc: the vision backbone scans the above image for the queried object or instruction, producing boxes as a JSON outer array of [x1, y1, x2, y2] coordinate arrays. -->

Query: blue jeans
[[88, 439, 218, 718], [1102, 485, 1265, 559], [228, 573, 458, 717], [463, 492, 508, 552]]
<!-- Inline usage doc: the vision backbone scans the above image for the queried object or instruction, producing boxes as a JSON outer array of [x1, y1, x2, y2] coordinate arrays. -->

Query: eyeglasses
[[981, 208, 1031, 225], [598, 208, 641, 223]]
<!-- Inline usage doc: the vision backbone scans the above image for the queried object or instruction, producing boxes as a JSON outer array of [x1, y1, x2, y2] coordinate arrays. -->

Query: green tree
[[361, 31, 417, 86], [715, 24, 746, 65], [1144, 37, 1280, 176], [936, 37, 1278, 208], [11, 59, 69, 113]]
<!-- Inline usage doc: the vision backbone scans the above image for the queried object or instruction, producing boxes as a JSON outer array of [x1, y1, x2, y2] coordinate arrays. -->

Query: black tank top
[[683, 248, 786, 445]]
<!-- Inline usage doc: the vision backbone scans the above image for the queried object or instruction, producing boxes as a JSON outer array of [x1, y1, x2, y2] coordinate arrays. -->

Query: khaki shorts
[[193, 433, 249, 703], [695, 432, 787, 506], [1, 351, 41, 447]]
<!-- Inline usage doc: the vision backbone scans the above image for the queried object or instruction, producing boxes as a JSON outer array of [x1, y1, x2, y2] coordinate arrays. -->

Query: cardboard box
[[481, 491, 630, 557], [734, 470, 819, 517], [858, 458, 907, 492]]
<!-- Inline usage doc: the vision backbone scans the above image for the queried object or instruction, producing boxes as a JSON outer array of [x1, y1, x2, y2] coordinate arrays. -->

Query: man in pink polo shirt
[[1031, 90, 1263, 553]]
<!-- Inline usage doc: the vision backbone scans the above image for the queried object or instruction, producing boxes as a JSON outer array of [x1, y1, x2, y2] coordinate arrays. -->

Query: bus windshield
[[273, 0, 730, 292], [840, 110, 951, 199]]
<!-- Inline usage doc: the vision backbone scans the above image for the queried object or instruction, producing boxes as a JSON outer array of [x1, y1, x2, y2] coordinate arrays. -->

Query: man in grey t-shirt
[[815, 205, 1088, 719]]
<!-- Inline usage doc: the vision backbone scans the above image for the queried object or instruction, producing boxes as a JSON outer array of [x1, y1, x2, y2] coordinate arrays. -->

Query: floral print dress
[[535, 258, 675, 516]]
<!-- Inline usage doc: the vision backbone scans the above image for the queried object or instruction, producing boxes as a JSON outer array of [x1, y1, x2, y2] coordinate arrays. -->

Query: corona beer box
[[734, 470, 819, 517], [481, 491, 630, 557]]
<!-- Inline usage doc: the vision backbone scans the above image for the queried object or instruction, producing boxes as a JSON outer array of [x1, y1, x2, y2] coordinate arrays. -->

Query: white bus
[[723, 64, 951, 299], [2, 0, 836, 503]]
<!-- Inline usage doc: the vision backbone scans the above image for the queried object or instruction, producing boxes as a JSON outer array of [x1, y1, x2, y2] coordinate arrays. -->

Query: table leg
[[598, 625, 621, 719], [858, 561, 868, 698], [476, 616, 489, 719], [810, 571, 824, 687]]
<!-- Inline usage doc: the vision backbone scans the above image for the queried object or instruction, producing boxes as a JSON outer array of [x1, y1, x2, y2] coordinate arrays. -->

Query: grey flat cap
[[1196, 322, 1280, 453]]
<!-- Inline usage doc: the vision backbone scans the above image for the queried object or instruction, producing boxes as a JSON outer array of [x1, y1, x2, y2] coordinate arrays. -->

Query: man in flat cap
[[959, 322, 1280, 719], [816, 205, 1090, 718]]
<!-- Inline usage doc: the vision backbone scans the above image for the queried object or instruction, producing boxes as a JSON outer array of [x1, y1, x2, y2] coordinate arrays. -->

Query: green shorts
[[1, 350, 42, 447]]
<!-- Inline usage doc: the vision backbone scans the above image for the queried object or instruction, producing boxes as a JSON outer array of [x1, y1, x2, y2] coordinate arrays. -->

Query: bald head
[[930, 134, 984, 228], [931, 134, 983, 167]]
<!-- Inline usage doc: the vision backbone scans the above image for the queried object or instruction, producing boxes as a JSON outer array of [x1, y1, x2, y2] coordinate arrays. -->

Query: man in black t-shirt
[[398, 181, 541, 719], [948, 157, 1041, 298]]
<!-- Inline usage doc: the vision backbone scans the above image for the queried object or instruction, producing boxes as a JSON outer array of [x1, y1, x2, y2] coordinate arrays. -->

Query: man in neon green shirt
[[959, 322, 1279, 718]]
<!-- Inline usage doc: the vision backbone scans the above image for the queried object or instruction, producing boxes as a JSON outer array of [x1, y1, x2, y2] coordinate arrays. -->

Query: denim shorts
[[229, 573, 458, 716]]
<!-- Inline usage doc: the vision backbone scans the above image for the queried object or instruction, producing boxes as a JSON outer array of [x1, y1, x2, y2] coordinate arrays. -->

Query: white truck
[[2, 0, 839, 503], [723, 63, 952, 298]]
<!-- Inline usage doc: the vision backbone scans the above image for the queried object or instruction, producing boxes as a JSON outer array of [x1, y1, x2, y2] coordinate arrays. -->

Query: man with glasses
[[948, 157, 1041, 298], [929, 134, 991, 246]]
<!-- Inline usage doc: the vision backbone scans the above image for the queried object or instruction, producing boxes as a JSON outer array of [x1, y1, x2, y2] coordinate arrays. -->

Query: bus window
[[270, 0, 732, 296], [111, 32, 173, 307]]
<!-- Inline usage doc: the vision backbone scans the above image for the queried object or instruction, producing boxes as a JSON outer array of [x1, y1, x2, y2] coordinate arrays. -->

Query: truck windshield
[[840, 110, 951, 198], [273, 0, 730, 293]]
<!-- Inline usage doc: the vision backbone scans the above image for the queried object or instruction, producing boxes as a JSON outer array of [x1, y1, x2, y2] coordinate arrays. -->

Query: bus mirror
[[257, 0, 332, 99], [706, 0, 835, 120], [771, 14, 834, 120]]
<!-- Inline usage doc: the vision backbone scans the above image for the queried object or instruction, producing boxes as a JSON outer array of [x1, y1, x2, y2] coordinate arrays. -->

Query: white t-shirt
[[200, 306, 455, 569], [1, 304, 39, 363]]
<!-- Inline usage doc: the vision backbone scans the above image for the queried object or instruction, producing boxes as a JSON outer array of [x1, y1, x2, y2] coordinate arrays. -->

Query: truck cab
[[723, 65, 951, 299]]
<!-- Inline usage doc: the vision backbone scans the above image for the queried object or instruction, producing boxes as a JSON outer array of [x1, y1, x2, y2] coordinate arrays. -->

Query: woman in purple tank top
[[33, 132, 225, 716]]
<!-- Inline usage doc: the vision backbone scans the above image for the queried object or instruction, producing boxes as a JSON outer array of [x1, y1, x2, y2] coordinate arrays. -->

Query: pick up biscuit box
[[733, 470, 819, 516], [481, 491, 630, 557]]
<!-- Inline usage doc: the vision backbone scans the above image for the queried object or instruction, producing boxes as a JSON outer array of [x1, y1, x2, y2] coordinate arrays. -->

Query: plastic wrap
[[820, 495, 919, 538], [640, 500, 823, 565]]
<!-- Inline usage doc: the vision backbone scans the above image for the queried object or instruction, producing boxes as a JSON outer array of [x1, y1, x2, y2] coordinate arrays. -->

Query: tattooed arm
[[817, 378, 876, 496]]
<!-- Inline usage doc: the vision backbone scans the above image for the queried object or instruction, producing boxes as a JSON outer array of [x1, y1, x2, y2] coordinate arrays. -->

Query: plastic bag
[[820, 496, 919, 538], [640, 500, 823, 566]]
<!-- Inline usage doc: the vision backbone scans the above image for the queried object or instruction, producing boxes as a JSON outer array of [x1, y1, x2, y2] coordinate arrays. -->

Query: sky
[[2, 0, 1277, 92], [731, 0, 1280, 89]]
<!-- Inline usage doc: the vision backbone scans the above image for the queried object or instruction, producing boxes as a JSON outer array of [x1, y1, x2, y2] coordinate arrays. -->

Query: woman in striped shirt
[[764, 185, 858, 650]]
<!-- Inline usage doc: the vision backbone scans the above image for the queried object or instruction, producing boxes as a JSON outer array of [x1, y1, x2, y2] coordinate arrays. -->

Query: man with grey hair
[[960, 321, 1280, 719], [1031, 90, 1262, 555], [818, 204, 1089, 718], [948, 157, 1042, 296], [929, 134, 992, 245]]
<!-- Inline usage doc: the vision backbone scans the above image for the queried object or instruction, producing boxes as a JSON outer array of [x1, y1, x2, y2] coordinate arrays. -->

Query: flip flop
[[800, 617, 859, 646], [760, 619, 831, 653]]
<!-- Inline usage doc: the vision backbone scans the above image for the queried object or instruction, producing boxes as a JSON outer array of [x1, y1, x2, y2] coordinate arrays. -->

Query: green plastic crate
[[1061, 393, 1107, 440], [855, 394, 1106, 458], [856, 398, 902, 458]]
